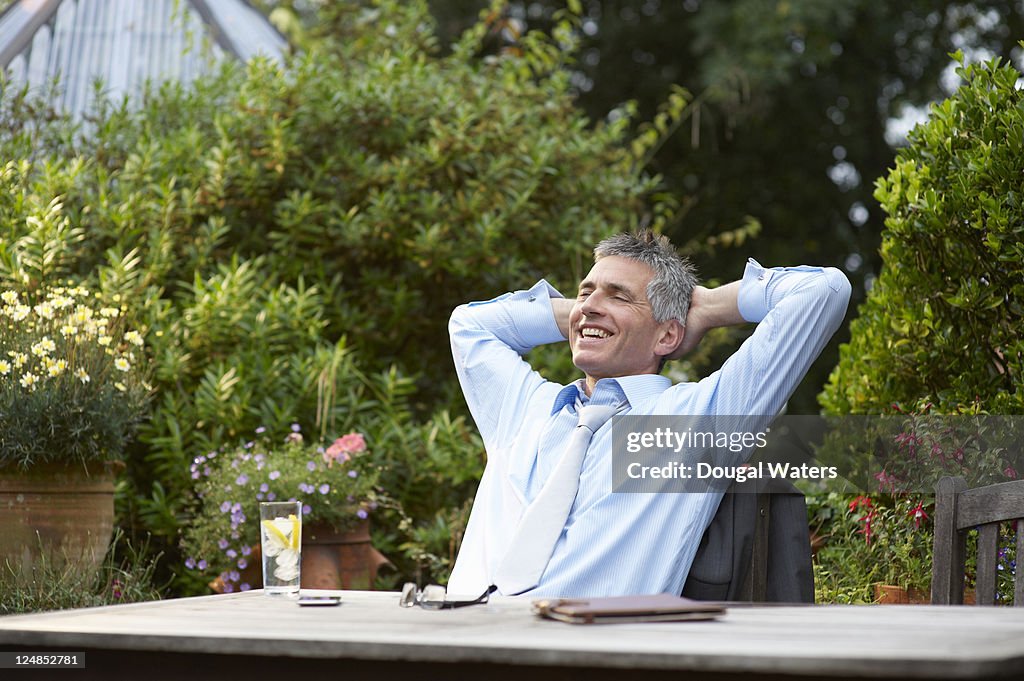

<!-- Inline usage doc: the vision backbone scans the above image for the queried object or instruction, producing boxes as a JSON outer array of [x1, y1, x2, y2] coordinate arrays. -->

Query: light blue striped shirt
[[446, 258, 851, 597]]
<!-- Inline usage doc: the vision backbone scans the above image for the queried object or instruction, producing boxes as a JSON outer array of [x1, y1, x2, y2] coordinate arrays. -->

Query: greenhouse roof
[[0, 0, 286, 119]]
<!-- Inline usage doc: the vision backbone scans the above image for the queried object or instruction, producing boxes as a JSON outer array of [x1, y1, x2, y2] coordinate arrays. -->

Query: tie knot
[[576, 402, 621, 433]]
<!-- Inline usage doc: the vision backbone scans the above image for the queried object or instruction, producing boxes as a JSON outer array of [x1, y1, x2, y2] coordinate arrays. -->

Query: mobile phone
[[297, 595, 342, 606]]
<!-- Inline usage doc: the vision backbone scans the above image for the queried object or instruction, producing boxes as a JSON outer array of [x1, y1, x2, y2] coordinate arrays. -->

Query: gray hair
[[593, 230, 697, 325]]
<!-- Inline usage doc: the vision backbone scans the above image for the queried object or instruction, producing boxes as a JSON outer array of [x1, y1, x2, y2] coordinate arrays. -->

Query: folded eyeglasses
[[399, 583, 496, 610]]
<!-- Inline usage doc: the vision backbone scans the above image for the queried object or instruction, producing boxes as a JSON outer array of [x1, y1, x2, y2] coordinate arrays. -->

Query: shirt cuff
[[468, 279, 567, 351], [737, 258, 771, 323]]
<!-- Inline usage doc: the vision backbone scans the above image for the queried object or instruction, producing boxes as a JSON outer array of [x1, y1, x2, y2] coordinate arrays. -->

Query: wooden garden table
[[0, 589, 1023, 679]]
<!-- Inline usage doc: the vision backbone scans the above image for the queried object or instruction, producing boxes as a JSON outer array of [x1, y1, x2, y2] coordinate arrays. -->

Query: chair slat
[[976, 523, 999, 605]]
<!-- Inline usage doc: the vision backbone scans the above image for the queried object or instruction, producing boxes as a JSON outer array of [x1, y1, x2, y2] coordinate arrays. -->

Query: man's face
[[569, 256, 677, 387]]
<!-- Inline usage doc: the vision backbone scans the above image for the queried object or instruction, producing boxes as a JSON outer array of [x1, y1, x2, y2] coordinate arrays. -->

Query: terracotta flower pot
[[873, 584, 930, 604], [0, 461, 123, 579], [209, 518, 390, 593]]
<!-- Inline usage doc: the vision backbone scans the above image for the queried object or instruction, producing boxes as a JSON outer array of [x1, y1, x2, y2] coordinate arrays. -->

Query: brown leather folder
[[531, 593, 726, 624]]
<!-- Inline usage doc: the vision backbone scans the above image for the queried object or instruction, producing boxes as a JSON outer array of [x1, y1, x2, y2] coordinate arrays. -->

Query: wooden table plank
[[1, 590, 1023, 680]]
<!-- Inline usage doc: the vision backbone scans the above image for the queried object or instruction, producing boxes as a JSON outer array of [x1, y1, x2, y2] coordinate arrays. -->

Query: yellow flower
[[11, 305, 29, 322], [11, 352, 28, 369], [60, 324, 78, 337], [0, 360, 10, 375], [33, 302, 54, 319], [0, 291, 17, 305], [124, 331, 144, 347], [52, 295, 74, 309], [75, 367, 90, 384], [19, 372, 39, 390], [98, 335, 113, 346], [47, 360, 67, 377], [114, 357, 131, 372], [31, 337, 56, 357], [114, 381, 127, 392]]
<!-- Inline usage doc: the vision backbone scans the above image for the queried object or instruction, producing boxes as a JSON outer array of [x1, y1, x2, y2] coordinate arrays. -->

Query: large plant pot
[[302, 520, 391, 590], [0, 461, 122, 579], [209, 518, 390, 592]]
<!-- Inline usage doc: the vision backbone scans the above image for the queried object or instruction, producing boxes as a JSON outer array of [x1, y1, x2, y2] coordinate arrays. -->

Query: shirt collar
[[550, 374, 671, 415]]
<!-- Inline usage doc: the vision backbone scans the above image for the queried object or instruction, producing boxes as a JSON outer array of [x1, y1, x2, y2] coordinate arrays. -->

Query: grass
[[0, 531, 165, 615]]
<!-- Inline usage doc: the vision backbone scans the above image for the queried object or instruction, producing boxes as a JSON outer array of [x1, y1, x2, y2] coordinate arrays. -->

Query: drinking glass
[[260, 501, 302, 597]]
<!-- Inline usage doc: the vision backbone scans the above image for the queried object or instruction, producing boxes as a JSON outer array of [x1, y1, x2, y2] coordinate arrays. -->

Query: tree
[[821, 53, 1024, 415]]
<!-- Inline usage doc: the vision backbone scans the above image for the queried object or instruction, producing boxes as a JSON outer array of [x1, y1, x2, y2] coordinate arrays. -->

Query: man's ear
[[655, 319, 685, 359]]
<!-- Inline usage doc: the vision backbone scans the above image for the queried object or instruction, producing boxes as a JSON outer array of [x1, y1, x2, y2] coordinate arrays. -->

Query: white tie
[[493, 402, 623, 595]]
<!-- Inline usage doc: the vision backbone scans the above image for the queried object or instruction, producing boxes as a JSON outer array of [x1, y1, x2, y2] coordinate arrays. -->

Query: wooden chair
[[932, 476, 1024, 605]]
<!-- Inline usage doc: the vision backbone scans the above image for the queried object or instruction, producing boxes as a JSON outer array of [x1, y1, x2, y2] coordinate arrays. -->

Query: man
[[447, 231, 850, 597]]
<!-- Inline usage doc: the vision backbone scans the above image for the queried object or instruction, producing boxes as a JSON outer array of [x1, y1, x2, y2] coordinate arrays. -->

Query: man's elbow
[[820, 267, 852, 330]]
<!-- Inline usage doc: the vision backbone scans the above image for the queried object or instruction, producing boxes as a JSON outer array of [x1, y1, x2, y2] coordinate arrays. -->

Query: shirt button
[[528, 296, 536, 302], [757, 273, 765, 281]]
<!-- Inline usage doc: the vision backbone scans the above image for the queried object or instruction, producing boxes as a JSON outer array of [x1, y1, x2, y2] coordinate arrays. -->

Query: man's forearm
[[672, 281, 744, 358], [551, 298, 574, 339]]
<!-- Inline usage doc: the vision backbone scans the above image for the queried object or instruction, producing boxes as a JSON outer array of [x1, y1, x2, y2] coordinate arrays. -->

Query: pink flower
[[1005, 465, 1018, 480], [323, 432, 366, 466], [874, 470, 898, 493], [908, 500, 929, 529]]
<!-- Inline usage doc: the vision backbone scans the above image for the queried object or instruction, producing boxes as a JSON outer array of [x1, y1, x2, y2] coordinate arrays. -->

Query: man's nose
[[580, 292, 606, 316]]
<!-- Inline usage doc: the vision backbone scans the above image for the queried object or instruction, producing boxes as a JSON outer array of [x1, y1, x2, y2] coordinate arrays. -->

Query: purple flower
[[220, 501, 232, 513], [267, 492, 276, 501], [231, 502, 242, 513], [237, 558, 248, 569], [357, 509, 368, 519], [319, 484, 330, 494], [260, 483, 269, 493], [192, 470, 200, 480], [244, 441, 255, 449], [348, 470, 358, 478], [218, 538, 229, 550], [302, 504, 312, 515], [229, 571, 240, 581], [226, 549, 237, 558], [291, 423, 301, 432], [241, 545, 252, 556], [198, 559, 208, 570], [269, 470, 281, 480], [223, 583, 234, 593], [203, 466, 211, 476], [185, 557, 196, 570], [240, 583, 251, 592], [255, 426, 266, 434], [307, 461, 316, 472], [236, 474, 249, 485], [256, 493, 264, 501]]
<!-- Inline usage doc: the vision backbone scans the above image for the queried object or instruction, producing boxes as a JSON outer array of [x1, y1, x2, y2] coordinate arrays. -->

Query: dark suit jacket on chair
[[682, 478, 814, 603]]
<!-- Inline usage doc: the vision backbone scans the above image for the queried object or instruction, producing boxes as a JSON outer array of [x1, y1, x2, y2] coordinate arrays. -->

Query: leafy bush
[[821, 52, 1024, 415], [810, 492, 933, 603], [0, 0, 690, 592]]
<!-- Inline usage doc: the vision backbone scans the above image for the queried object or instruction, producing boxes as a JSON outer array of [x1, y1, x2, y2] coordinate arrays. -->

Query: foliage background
[[3, 0, 1024, 600]]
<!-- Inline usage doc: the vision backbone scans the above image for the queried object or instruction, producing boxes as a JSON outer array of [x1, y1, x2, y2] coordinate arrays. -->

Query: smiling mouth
[[579, 327, 611, 340]]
